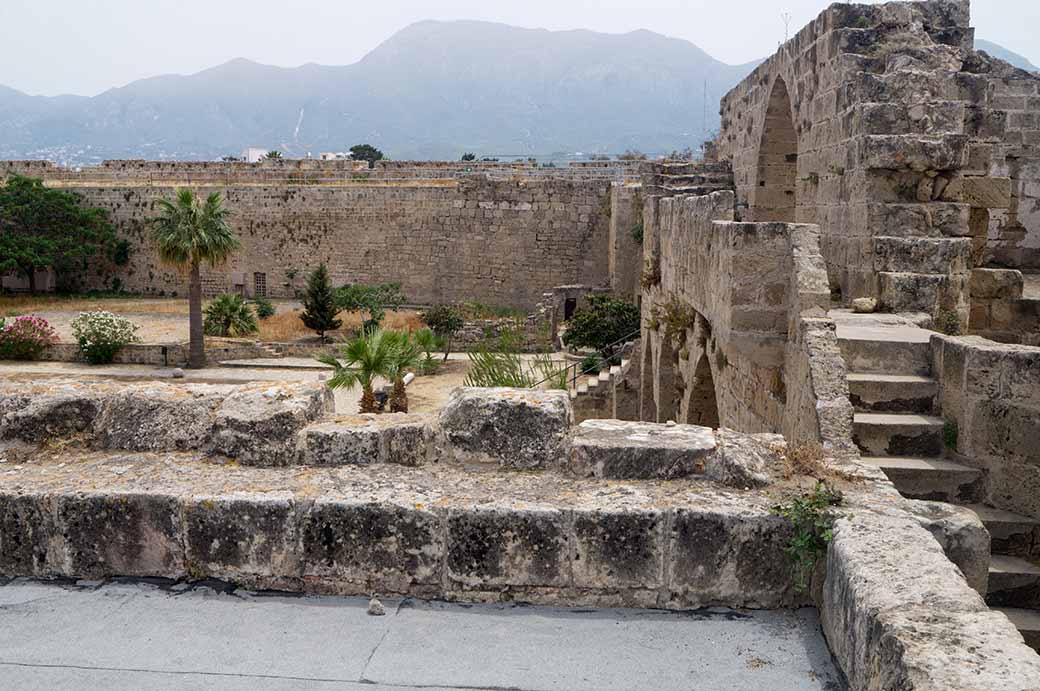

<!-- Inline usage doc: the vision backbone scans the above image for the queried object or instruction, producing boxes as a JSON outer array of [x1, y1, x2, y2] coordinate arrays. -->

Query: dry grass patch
[[1, 296, 189, 317]]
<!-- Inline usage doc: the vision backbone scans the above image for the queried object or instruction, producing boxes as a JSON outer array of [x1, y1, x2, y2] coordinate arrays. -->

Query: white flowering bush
[[70, 310, 140, 364]]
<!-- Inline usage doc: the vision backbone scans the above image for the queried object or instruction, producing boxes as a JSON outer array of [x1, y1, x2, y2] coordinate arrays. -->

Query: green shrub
[[203, 294, 259, 337], [533, 354, 568, 389], [420, 304, 465, 360], [414, 327, 443, 374], [562, 295, 641, 361], [580, 353, 601, 375], [251, 296, 276, 319], [937, 310, 961, 336], [70, 310, 139, 364], [464, 348, 534, 388], [771, 483, 843, 592], [0, 315, 58, 360], [335, 282, 405, 333]]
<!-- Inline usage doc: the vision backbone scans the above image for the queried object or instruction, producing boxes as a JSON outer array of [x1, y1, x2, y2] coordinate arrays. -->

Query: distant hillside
[[976, 39, 1038, 73], [0, 21, 758, 164]]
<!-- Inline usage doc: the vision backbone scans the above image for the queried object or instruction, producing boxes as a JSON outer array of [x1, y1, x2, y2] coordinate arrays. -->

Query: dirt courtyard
[[0, 296, 422, 345]]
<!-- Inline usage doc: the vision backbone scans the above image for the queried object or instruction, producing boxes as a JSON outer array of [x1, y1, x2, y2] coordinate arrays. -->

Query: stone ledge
[[0, 450, 807, 610]]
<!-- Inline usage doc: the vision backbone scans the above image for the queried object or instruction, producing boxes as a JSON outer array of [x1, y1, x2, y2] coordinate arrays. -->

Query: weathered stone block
[[53, 493, 184, 579], [666, 508, 798, 609], [212, 383, 333, 465], [572, 508, 664, 589], [296, 414, 442, 467], [93, 384, 232, 452], [0, 493, 54, 576], [0, 390, 101, 443], [940, 176, 1012, 208], [296, 421, 381, 466], [969, 268, 1024, 299], [905, 499, 990, 595], [857, 134, 968, 172], [568, 419, 715, 479], [446, 507, 569, 588], [874, 236, 970, 274], [183, 496, 301, 582], [708, 430, 785, 489], [301, 499, 444, 591], [439, 388, 572, 469]]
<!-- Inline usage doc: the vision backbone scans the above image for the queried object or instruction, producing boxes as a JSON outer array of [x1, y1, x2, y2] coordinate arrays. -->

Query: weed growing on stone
[[771, 482, 843, 592], [943, 419, 958, 450], [937, 310, 961, 336]]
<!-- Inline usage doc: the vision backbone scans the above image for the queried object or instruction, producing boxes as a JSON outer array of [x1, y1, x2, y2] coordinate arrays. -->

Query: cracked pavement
[[0, 578, 844, 690]]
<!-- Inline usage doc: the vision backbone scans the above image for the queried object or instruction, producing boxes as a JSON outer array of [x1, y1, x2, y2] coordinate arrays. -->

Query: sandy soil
[[1, 297, 421, 345]]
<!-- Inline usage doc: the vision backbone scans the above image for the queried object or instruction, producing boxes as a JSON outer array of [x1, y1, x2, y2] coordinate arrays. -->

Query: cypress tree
[[301, 263, 342, 340]]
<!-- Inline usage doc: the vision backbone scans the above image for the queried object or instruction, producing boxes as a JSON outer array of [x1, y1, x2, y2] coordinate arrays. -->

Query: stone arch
[[685, 351, 720, 428], [753, 77, 798, 222], [678, 313, 721, 428]]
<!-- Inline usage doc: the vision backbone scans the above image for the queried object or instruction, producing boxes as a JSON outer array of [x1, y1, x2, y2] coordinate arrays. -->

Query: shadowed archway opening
[[686, 352, 720, 428], [754, 77, 798, 222]]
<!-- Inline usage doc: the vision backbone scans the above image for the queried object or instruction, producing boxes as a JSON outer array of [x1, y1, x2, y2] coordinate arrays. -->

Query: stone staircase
[[568, 356, 632, 423], [642, 161, 735, 198], [253, 341, 285, 358], [836, 312, 1040, 651]]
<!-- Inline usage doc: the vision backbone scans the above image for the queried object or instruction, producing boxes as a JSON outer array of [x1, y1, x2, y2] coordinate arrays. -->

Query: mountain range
[[0, 23, 1035, 165]]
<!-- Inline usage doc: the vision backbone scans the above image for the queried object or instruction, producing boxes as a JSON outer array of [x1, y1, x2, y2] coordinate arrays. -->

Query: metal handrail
[[531, 326, 642, 389]]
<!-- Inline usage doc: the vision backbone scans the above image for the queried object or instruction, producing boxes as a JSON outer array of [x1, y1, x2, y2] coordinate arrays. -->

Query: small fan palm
[[413, 327, 442, 374], [204, 293, 258, 337], [316, 329, 397, 414], [384, 330, 423, 413], [150, 189, 239, 368]]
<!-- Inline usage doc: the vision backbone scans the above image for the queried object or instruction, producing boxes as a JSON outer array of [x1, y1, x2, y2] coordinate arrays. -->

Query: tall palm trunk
[[188, 261, 205, 369]]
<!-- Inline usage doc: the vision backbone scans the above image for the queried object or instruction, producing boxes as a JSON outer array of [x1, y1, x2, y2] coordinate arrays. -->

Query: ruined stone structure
[[0, 160, 642, 310], [718, 0, 1040, 323], [623, 0, 1040, 664], [4, 0, 1040, 685], [2, 379, 1040, 688]]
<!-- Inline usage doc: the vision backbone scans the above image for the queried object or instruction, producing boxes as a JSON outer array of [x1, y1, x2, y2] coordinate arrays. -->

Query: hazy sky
[[2, 0, 1037, 96]]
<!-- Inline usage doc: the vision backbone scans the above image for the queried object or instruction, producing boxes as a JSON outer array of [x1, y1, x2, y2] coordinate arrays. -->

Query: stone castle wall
[[14, 174, 614, 308], [717, 0, 1040, 322]]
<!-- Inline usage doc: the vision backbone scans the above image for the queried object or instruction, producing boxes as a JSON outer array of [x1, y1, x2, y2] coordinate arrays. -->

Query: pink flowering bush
[[0, 315, 59, 360]]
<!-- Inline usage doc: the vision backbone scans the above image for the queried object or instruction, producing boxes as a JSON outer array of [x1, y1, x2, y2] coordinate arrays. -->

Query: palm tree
[[316, 329, 397, 414], [150, 189, 240, 369], [384, 331, 422, 413], [203, 293, 258, 337]]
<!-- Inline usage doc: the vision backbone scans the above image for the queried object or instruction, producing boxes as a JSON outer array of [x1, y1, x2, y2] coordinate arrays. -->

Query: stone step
[[0, 445, 807, 612], [995, 608, 1040, 652], [962, 504, 1040, 559], [837, 325, 932, 376], [847, 373, 937, 413], [853, 412, 945, 458], [861, 456, 981, 502], [987, 556, 1040, 609]]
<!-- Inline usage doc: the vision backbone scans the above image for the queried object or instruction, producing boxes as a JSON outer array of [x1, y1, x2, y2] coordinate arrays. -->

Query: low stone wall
[[639, 189, 855, 453], [969, 268, 1040, 345], [0, 381, 1036, 686], [932, 334, 1040, 521], [35, 340, 277, 367]]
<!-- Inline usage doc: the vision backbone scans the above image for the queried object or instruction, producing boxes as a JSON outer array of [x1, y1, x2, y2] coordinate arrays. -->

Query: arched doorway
[[754, 77, 798, 222]]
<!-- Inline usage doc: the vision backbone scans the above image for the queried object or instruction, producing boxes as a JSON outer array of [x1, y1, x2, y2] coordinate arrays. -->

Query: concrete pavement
[[0, 579, 845, 690]]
